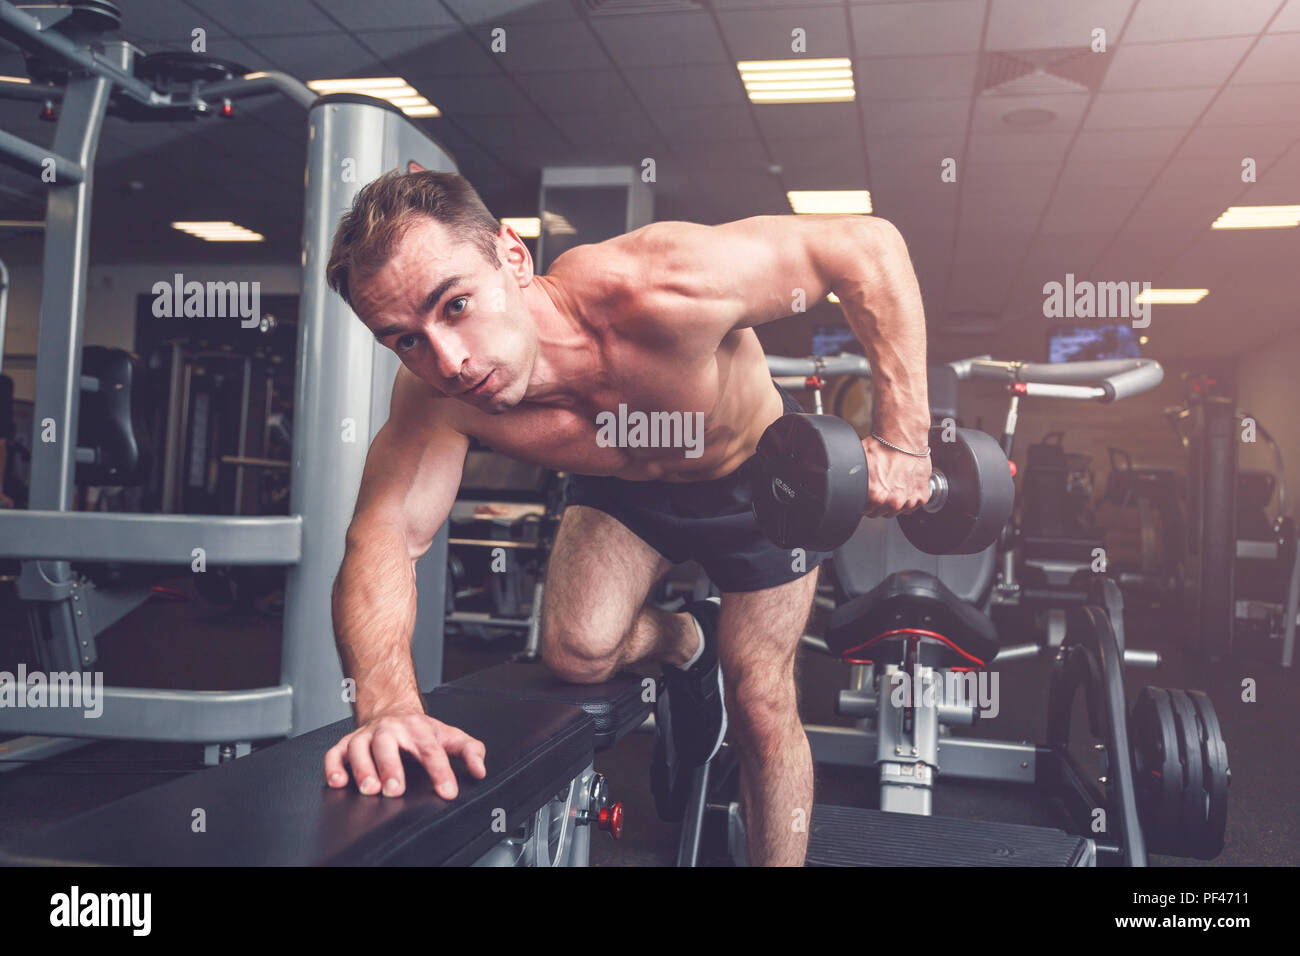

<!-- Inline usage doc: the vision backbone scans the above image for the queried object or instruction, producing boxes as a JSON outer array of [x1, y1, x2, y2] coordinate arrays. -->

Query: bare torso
[[438, 239, 786, 482]]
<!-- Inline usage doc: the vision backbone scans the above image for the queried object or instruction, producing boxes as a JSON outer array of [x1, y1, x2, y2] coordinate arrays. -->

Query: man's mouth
[[462, 371, 493, 397]]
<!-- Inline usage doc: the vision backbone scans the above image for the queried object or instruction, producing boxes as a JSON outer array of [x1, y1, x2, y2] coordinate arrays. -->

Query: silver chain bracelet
[[871, 433, 931, 458]]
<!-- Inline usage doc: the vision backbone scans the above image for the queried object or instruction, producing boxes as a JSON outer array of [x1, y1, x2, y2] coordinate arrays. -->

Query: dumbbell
[[752, 414, 1015, 554]]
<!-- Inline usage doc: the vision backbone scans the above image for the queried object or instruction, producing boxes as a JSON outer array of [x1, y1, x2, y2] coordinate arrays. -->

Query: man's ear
[[499, 225, 535, 286]]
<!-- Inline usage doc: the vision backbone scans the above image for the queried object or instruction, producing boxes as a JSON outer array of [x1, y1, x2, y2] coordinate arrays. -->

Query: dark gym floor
[[1, 573, 1295, 866]]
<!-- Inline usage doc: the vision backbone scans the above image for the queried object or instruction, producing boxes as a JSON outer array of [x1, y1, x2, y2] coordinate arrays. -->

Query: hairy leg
[[717, 568, 820, 866]]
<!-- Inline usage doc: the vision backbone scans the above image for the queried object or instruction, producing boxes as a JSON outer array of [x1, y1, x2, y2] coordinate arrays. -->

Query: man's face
[[352, 217, 535, 413]]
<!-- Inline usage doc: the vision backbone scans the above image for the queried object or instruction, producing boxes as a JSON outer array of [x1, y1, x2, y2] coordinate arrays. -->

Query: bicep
[[352, 370, 468, 559]]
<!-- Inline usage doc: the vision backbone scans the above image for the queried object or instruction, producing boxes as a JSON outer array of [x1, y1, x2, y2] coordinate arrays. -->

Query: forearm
[[832, 220, 930, 450], [332, 518, 423, 722]]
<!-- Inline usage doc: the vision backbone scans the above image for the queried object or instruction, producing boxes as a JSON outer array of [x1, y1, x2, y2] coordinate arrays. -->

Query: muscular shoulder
[[548, 221, 729, 348]]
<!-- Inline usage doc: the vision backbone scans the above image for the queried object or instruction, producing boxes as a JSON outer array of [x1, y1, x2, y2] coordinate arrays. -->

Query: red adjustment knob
[[597, 802, 624, 839], [1011, 382, 1028, 396], [804, 375, 823, 390], [1009, 461, 1017, 477], [219, 100, 234, 118], [39, 103, 56, 122]]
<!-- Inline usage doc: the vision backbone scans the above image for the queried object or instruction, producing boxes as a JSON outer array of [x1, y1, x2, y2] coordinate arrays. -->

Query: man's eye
[[448, 296, 468, 315], [396, 334, 419, 353]]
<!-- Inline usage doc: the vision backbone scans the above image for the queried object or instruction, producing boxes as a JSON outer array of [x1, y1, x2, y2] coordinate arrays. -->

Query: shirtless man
[[321, 170, 931, 866]]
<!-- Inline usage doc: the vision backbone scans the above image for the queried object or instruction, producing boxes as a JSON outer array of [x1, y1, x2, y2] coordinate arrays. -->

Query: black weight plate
[[752, 414, 868, 551], [899, 425, 1015, 554], [1167, 689, 1210, 859], [1128, 686, 1182, 855], [1186, 690, 1230, 858]]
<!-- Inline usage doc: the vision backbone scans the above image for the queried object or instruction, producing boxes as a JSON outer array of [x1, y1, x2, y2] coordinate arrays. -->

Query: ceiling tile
[[244, 33, 378, 78], [717, 5, 852, 59], [854, 54, 978, 100], [849, 1, 987, 57], [423, 72, 540, 115], [647, 105, 759, 142], [862, 97, 969, 138], [1068, 126, 1184, 161], [1125, 0, 1282, 42], [751, 102, 860, 141], [1101, 36, 1254, 91], [962, 161, 1060, 193], [868, 134, 967, 168], [487, 21, 613, 72], [353, 28, 490, 71], [440, 0, 579, 24], [548, 109, 661, 147], [967, 130, 1074, 163], [186, 0, 339, 37], [1231, 31, 1300, 84], [986, 0, 1134, 52], [1040, 186, 1146, 235], [110, 0, 230, 42], [621, 65, 744, 109], [1084, 88, 1217, 128], [1056, 158, 1164, 191], [515, 69, 640, 112], [1270, 0, 1300, 31], [1201, 82, 1300, 125], [768, 136, 866, 188], [589, 11, 728, 67], [312, 0, 458, 30]]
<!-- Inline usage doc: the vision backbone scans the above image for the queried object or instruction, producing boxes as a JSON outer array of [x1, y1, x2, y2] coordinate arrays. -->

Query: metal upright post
[[280, 95, 454, 735], [17, 41, 129, 672]]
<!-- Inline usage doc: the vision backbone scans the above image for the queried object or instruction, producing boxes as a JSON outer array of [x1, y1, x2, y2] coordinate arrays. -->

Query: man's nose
[[428, 331, 469, 383]]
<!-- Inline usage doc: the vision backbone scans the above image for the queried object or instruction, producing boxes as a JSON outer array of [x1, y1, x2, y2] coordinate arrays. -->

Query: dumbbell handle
[[924, 471, 949, 514]]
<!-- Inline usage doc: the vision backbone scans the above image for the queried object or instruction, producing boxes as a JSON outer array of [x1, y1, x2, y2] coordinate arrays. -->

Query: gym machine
[[1166, 372, 1297, 667], [0, 1, 449, 763], [678, 353, 1229, 866]]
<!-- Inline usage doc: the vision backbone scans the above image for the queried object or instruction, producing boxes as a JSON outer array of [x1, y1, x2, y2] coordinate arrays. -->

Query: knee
[[540, 620, 622, 684], [725, 671, 799, 749]]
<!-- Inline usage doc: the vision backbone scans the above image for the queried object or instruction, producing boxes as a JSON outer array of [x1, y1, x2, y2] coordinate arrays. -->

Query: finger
[[347, 733, 381, 796], [323, 736, 353, 788], [371, 729, 406, 797], [414, 738, 460, 799], [440, 728, 488, 779]]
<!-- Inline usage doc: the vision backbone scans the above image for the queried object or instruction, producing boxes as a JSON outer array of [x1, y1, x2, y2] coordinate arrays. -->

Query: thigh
[[717, 568, 820, 695], [542, 505, 674, 653]]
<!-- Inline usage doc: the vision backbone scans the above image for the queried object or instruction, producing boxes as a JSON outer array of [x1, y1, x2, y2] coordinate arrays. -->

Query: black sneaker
[[651, 597, 728, 821]]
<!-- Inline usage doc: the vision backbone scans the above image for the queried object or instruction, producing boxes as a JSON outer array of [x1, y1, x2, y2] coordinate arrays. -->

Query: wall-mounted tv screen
[[813, 324, 857, 357], [1048, 323, 1141, 363]]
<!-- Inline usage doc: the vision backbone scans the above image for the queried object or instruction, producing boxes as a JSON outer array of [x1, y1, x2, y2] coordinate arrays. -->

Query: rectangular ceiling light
[[738, 58, 855, 104], [787, 190, 872, 214], [172, 221, 265, 242], [307, 76, 442, 118], [1211, 204, 1300, 229], [0, 219, 44, 228], [1134, 288, 1208, 305], [501, 217, 541, 238]]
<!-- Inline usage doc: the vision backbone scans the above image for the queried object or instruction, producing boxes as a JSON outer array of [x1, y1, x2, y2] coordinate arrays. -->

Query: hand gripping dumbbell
[[752, 415, 1015, 554]]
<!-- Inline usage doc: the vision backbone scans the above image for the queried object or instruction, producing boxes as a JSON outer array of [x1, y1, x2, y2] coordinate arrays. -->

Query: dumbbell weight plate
[[752, 414, 869, 551], [1183, 689, 1230, 859], [1166, 689, 1209, 858], [898, 425, 1016, 555]]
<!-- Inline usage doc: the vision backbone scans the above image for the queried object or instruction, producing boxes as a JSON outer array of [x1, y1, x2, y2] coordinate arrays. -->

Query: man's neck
[[518, 274, 603, 408]]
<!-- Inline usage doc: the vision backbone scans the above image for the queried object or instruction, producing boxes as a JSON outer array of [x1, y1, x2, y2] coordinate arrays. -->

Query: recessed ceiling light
[[787, 190, 872, 215], [1134, 288, 1208, 305], [737, 58, 855, 104], [502, 217, 541, 238], [172, 221, 264, 242], [307, 76, 442, 118], [1211, 204, 1300, 229]]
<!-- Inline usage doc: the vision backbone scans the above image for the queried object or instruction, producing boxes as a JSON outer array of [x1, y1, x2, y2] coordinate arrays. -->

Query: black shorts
[[563, 382, 833, 593]]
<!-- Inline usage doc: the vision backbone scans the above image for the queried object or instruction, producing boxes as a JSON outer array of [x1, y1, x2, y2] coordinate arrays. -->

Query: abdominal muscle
[[462, 328, 787, 483]]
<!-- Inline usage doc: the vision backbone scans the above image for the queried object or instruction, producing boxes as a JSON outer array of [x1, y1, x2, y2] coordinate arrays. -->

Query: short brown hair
[[326, 169, 501, 309]]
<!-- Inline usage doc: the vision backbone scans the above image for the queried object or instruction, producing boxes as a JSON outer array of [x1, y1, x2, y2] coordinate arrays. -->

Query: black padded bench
[[0, 662, 651, 867]]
